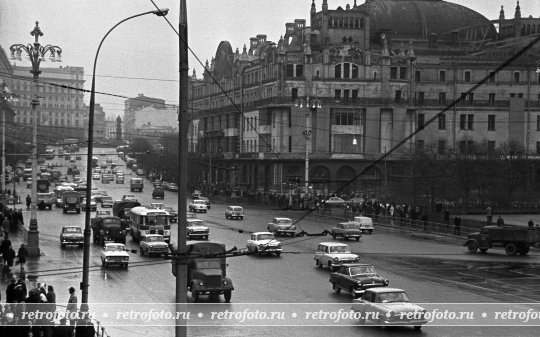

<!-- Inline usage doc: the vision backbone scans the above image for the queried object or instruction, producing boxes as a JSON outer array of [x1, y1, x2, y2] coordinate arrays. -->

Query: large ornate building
[[188, 0, 540, 196]]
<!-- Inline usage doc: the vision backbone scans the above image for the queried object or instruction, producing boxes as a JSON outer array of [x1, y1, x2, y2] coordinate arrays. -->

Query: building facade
[[123, 94, 166, 141], [188, 0, 540, 196]]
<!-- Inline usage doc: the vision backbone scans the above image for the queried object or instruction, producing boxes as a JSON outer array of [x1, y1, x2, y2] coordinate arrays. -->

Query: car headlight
[[188, 229, 193, 233], [164, 230, 170, 235], [145, 230, 149, 234], [334, 257, 339, 262], [291, 226, 296, 230], [277, 243, 282, 247], [199, 281, 204, 286], [354, 257, 360, 262], [223, 280, 228, 285], [105, 257, 109, 261], [384, 279, 389, 285]]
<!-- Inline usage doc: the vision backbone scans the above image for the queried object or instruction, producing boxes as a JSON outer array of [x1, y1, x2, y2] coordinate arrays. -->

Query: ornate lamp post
[[82, 8, 168, 306], [295, 96, 321, 197], [10, 21, 62, 257]]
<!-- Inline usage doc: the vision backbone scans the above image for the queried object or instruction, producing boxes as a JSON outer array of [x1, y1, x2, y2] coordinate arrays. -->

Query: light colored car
[[150, 202, 165, 209], [186, 212, 198, 220], [186, 219, 209, 240], [101, 196, 114, 208], [80, 197, 97, 212], [324, 196, 347, 206], [314, 242, 360, 271], [188, 200, 208, 213], [198, 196, 211, 209], [121, 194, 138, 202], [139, 234, 170, 256], [246, 232, 282, 257], [225, 206, 244, 220], [267, 217, 297, 236], [352, 216, 374, 234], [168, 183, 178, 191], [92, 173, 100, 180], [331, 222, 363, 241], [100, 243, 129, 269], [351, 287, 428, 330]]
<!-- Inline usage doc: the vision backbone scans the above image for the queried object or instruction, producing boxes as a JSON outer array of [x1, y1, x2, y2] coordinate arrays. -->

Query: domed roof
[[357, 0, 497, 41]]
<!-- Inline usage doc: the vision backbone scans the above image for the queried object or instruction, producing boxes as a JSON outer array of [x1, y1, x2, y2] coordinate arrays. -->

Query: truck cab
[[62, 191, 82, 214], [465, 225, 540, 255]]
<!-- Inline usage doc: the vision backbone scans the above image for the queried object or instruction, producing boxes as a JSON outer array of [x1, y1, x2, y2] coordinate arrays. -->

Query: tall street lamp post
[[10, 21, 62, 257], [296, 96, 321, 197], [82, 8, 169, 307]]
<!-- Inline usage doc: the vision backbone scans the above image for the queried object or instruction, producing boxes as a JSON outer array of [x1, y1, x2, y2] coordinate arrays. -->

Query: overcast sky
[[0, 0, 538, 119]]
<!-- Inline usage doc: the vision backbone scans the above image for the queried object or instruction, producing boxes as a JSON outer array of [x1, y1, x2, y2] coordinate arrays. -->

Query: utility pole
[[176, 0, 189, 336]]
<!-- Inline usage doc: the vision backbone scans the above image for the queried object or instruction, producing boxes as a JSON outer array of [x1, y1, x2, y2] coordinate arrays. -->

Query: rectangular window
[[467, 114, 474, 130], [415, 71, 421, 82], [352, 64, 359, 79], [296, 65, 304, 77], [438, 114, 446, 130], [488, 71, 496, 83], [468, 140, 474, 154], [333, 134, 356, 153], [439, 92, 446, 105], [488, 141, 496, 154], [416, 140, 424, 152], [291, 88, 298, 101], [395, 90, 401, 103], [459, 140, 467, 154], [489, 93, 496, 106], [334, 90, 341, 100], [460, 93, 467, 105], [343, 90, 350, 103], [510, 93, 516, 98], [417, 92, 424, 105], [488, 114, 495, 131], [400, 67, 407, 79], [438, 140, 446, 154], [335, 64, 341, 79], [518, 93, 524, 98], [536, 142, 540, 156], [514, 72, 520, 83], [390, 67, 398, 79], [537, 115, 540, 131], [343, 63, 350, 79], [460, 114, 466, 130], [417, 113, 425, 130], [286, 64, 294, 77], [352, 90, 358, 103], [464, 71, 471, 82], [467, 93, 474, 105], [333, 111, 354, 125], [439, 70, 446, 82]]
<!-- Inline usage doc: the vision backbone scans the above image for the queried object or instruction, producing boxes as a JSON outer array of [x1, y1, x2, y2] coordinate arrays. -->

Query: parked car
[[101, 196, 114, 208], [246, 232, 282, 257], [314, 242, 359, 271], [267, 217, 297, 236], [188, 200, 208, 213], [60, 226, 84, 248], [186, 219, 209, 240], [100, 243, 129, 269], [225, 206, 244, 220], [139, 234, 170, 256], [351, 287, 428, 330], [330, 263, 389, 298], [331, 222, 363, 241]]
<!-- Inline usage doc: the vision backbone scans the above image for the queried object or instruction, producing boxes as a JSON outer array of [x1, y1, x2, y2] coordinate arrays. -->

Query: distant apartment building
[[124, 94, 166, 140]]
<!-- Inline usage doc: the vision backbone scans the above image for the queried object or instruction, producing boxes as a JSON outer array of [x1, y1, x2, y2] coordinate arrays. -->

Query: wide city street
[[3, 147, 540, 337]]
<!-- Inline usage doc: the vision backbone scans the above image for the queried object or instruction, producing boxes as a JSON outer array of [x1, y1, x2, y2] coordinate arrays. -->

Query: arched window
[[373, 71, 378, 80]]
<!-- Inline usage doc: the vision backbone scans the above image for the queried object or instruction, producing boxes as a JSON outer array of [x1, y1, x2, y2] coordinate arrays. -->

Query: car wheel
[[255, 248, 261, 256], [240, 217, 243, 220], [504, 243, 518, 255], [192, 291, 199, 302], [316, 260, 322, 269], [368, 230, 373, 234], [355, 237, 360, 241], [328, 261, 333, 271], [479, 248, 488, 253], [414, 326, 422, 331], [139, 248, 144, 256], [467, 241, 478, 253], [224, 290, 232, 303], [275, 252, 281, 257], [61, 243, 65, 249], [332, 283, 341, 294], [332, 234, 337, 240]]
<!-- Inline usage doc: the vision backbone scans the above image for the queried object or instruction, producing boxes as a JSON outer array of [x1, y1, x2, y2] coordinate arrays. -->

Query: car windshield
[[146, 215, 167, 226], [329, 246, 350, 253], [106, 245, 125, 252], [63, 227, 81, 233], [232, 207, 242, 211], [147, 236, 164, 242], [277, 219, 292, 225], [257, 234, 274, 240], [102, 197, 112, 201], [377, 292, 410, 303], [195, 260, 221, 269], [341, 223, 359, 229], [350, 266, 374, 275], [187, 221, 204, 227], [101, 218, 121, 228]]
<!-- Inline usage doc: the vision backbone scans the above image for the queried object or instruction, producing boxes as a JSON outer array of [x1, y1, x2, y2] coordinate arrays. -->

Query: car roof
[[365, 287, 405, 293], [253, 231, 273, 235], [274, 217, 291, 221], [62, 226, 81, 229], [340, 263, 372, 268], [319, 242, 349, 247], [228, 205, 243, 208], [105, 243, 125, 247], [146, 234, 163, 237]]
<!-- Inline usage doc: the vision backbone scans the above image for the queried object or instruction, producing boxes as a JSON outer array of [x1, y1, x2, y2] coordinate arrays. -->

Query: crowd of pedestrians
[[0, 279, 96, 336]]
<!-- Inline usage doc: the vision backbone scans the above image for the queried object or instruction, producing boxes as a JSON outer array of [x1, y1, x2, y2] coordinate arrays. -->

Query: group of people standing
[[0, 238, 28, 274]]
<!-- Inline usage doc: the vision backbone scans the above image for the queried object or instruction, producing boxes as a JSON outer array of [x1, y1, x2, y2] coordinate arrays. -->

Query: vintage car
[[331, 222, 363, 241], [225, 206, 244, 220], [198, 196, 211, 209], [267, 217, 297, 236], [121, 194, 138, 202], [164, 207, 178, 223], [351, 287, 428, 330], [188, 200, 208, 213], [352, 216, 375, 234], [186, 219, 209, 240], [314, 242, 360, 271], [100, 243, 129, 269], [150, 202, 165, 209], [37, 192, 55, 210], [246, 232, 282, 257], [116, 174, 125, 184], [324, 196, 347, 207], [330, 263, 389, 298], [101, 196, 114, 208], [186, 212, 198, 220], [152, 186, 165, 199], [80, 197, 97, 212], [167, 183, 179, 191], [60, 226, 84, 248], [139, 234, 170, 256]]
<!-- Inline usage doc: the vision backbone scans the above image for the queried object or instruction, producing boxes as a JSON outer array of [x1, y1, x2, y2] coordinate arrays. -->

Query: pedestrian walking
[[17, 244, 28, 272], [444, 209, 450, 229], [66, 286, 78, 325], [486, 205, 493, 224], [2, 245, 15, 272], [26, 195, 31, 210], [2, 215, 9, 238], [46, 285, 56, 312], [5, 278, 17, 303], [453, 215, 461, 236]]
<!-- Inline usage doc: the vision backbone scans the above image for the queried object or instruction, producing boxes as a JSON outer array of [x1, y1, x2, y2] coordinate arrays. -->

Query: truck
[[464, 225, 540, 255], [130, 177, 144, 192], [62, 191, 82, 214], [172, 242, 234, 303], [91, 216, 127, 245]]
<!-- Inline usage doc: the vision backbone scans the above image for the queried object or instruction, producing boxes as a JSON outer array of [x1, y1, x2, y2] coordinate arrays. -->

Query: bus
[[92, 156, 99, 168], [129, 206, 170, 243], [54, 185, 74, 207]]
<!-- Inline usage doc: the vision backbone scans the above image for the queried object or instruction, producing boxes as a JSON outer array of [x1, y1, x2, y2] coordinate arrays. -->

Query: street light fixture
[[81, 7, 169, 306], [295, 96, 321, 197], [10, 21, 62, 257]]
